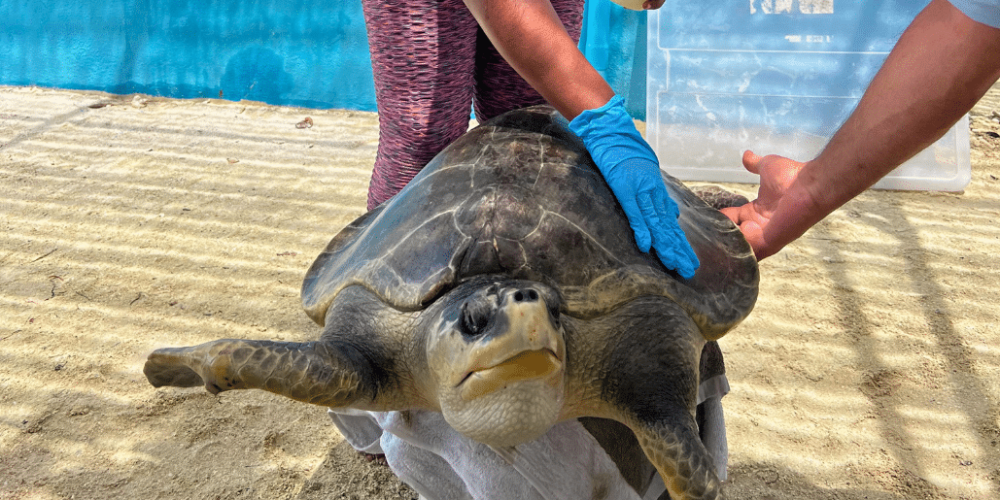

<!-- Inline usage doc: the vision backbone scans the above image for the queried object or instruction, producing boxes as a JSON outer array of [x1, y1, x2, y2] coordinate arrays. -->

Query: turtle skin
[[145, 106, 758, 500]]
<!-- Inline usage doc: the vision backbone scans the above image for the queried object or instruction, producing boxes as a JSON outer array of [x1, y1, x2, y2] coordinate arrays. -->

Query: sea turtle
[[144, 106, 758, 500]]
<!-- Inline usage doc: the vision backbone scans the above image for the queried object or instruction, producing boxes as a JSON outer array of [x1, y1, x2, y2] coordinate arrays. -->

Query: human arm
[[722, 0, 1000, 260], [462, 0, 700, 277], [460, 0, 613, 120]]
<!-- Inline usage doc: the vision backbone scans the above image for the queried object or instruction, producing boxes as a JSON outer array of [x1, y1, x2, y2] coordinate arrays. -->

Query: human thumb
[[742, 150, 763, 175]]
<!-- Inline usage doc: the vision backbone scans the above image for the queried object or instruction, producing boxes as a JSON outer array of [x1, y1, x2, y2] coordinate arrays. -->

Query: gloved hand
[[570, 95, 699, 279]]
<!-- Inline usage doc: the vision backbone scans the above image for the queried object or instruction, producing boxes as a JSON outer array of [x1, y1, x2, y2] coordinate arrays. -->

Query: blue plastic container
[[646, 0, 970, 191]]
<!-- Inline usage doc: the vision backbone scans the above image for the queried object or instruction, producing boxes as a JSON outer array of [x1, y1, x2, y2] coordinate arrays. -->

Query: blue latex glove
[[569, 95, 699, 279]]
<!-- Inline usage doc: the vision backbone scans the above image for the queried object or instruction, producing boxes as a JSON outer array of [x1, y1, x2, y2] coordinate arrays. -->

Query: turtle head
[[425, 277, 566, 448]]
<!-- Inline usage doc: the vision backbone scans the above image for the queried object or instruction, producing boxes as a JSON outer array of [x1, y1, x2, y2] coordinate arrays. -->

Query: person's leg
[[362, 0, 477, 210], [472, 0, 585, 121]]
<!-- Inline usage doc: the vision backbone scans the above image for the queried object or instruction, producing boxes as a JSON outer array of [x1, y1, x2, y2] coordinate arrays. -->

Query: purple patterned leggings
[[362, 0, 585, 210]]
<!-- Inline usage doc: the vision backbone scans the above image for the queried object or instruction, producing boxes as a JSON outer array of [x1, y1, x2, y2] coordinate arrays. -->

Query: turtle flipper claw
[[144, 358, 204, 388], [142, 346, 220, 394], [144, 347, 210, 389]]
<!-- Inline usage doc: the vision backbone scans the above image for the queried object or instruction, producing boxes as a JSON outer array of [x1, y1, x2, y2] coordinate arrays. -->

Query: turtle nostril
[[512, 288, 539, 303]]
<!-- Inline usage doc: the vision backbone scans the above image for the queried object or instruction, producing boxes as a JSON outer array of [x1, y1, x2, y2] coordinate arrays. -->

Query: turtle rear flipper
[[143, 339, 368, 406]]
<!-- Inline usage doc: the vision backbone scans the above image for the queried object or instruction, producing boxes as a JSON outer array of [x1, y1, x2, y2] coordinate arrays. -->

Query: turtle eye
[[548, 302, 561, 329], [460, 299, 492, 338]]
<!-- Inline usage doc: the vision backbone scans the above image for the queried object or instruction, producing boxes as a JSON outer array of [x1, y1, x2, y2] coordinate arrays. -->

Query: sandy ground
[[1, 84, 998, 500]]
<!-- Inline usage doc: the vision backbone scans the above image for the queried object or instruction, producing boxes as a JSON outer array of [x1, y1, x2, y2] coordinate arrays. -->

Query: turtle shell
[[302, 106, 757, 340]]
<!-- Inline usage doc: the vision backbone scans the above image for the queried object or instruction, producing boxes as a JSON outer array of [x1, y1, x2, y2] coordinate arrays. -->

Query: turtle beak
[[457, 347, 563, 401], [454, 285, 566, 401]]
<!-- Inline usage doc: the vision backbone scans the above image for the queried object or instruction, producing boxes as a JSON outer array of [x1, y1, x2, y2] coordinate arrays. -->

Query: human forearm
[[792, 0, 1000, 216], [757, 0, 1000, 254], [462, 0, 614, 120]]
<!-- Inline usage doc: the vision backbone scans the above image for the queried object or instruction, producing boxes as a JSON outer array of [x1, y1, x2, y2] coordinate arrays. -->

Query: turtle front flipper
[[585, 295, 725, 499], [144, 339, 365, 407], [631, 416, 723, 500]]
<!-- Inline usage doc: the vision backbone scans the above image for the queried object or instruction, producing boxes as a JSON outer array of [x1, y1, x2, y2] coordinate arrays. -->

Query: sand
[[1, 84, 998, 500]]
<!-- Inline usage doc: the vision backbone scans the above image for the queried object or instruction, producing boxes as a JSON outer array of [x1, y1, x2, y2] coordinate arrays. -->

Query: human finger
[[634, 192, 661, 253], [651, 185, 680, 219], [719, 205, 743, 225], [719, 198, 762, 226], [653, 223, 700, 278], [738, 220, 768, 260], [742, 150, 764, 175], [647, 191, 699, 278]]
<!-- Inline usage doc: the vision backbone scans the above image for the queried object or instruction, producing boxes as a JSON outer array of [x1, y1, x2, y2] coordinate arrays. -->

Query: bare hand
[[720, 150, 805, 260]]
